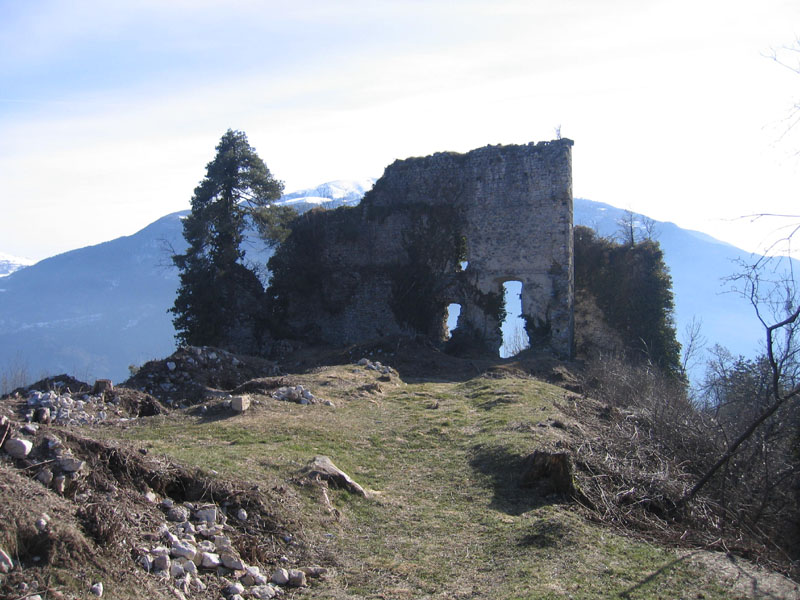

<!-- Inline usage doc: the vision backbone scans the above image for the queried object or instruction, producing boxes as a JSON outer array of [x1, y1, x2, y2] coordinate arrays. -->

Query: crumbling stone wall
[[267, 139, 574, 357]]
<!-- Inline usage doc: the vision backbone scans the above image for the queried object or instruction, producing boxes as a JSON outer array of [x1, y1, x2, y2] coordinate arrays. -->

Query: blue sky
[[1, 0, 799, 260]]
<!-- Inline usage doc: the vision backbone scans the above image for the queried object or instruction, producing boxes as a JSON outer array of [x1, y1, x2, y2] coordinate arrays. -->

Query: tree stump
[[519, 450, 575, 496]]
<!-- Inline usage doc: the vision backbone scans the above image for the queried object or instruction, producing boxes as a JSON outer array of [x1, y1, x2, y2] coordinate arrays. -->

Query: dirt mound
[[123, 346, 280, 405], [10, 374, 93, 397], [274, 336, 585, 389], [0, 421, 312, 599]]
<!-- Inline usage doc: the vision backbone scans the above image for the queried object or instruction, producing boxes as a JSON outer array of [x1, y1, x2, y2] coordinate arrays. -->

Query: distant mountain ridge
[[0, 182, 782, 385]]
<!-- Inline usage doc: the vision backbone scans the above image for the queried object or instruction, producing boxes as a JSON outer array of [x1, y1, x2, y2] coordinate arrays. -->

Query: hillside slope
[[0, 212, 187, 383], [1, 347, 797, 599]]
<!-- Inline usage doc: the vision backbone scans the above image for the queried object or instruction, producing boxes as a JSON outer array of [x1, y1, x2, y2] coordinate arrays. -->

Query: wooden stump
[[520, 450, 575, 496]]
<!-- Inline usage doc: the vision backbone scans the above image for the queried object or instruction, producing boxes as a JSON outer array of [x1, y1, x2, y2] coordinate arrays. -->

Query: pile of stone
[[136, 498, 324, 598], [356, 358, 396, 376], [22, 388, 125, 427], [1, 419, 87, 496], [272, 385, 334, 407], [125, 346, 280, 406]]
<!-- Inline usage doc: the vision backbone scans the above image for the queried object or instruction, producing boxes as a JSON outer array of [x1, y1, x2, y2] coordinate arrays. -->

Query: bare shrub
[[576, 353, 800, 576]]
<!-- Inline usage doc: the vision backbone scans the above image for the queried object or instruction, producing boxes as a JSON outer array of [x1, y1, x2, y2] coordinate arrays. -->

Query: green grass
[[106, 366, 741, 599]]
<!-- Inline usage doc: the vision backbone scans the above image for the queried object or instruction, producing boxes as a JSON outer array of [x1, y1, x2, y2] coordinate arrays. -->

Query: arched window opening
[[446, 303, 462, 337], [500, 281, 530, 358]]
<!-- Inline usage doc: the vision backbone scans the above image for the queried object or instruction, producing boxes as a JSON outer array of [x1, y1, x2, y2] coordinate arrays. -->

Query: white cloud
[[1, 0, 800, 259]]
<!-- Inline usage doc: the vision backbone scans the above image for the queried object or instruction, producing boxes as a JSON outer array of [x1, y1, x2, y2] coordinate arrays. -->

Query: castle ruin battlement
[[267, 139, 574, 357]]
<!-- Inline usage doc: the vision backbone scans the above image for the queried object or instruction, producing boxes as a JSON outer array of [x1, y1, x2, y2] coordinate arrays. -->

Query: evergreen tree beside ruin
[[170, 129, 287, 354]]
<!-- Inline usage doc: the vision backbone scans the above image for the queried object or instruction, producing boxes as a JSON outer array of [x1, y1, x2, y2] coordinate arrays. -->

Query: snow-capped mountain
[[278, 178, 376, 212], [0, 252, 34, 277], [0, 181, 784, 386]]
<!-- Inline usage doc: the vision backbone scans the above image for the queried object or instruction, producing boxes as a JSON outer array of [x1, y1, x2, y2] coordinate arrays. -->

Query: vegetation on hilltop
[[573, 225, 681, 374]]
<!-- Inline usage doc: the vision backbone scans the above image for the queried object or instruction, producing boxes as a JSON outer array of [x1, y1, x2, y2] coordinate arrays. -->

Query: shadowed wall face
[[267, 139, 574, 357]]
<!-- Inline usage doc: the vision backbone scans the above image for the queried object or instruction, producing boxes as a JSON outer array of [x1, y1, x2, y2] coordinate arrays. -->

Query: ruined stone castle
[[267, 139, 574, 357]]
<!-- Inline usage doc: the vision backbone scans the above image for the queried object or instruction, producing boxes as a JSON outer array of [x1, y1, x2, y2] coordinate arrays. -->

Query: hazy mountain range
[[0, 181, 781, 385]]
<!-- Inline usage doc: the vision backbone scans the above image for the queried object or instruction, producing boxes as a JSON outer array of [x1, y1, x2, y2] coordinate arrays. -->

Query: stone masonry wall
[[267, 139, 574, 357]]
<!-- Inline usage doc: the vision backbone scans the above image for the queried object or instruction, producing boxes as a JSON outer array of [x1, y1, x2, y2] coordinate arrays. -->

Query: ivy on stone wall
[[388, 203, 466, 336], [573, 225, 681, 374]]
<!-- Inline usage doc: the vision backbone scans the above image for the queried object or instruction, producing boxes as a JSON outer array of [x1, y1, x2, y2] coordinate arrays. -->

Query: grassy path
[[116, 366, 740, 599]]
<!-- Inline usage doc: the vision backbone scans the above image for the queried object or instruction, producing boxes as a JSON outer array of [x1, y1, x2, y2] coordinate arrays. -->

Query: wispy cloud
[[1, 0, 800, 259]]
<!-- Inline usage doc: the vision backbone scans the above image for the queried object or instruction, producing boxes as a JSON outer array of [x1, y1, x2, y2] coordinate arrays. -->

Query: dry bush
[[695, 350, 800, 567], [574, 354, 800, 577], [580, 354, 713, 463]]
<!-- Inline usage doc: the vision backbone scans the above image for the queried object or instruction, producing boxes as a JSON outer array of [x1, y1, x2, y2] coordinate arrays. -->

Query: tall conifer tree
[[171, 130, 284, 351]]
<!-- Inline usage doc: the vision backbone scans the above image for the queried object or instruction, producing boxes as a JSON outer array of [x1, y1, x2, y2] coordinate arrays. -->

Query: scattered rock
[[200, 552, 221, 569], [36, 468, 53, 487], [357, 358, 396, 376], [0, 547, 13, 573], [242, 566, 267, 586], [304, 455, 367, 497], [224, 581, 245, 597], [90, 581, 104, 597], [288, 568, 307, 587], [4, 437, 33, 458], [170, 540, 197, 561], [34, 407, 51, 423], [123, 346, 279, 404], [34, 513, 50, 533], [271, 568, 289, 585], [167, 506, 190, 522], [221, 552, 245, 571], [194, 505, 217, 523], [20, 423, 38, 435], [58, 456, 85, 473], [181, 558, 197, 575], [231, 396, 250, 413], [153, 553, 171, 572], [301, 565, 328, 578], [170, 561, 185, 578], [272, 385, 330, 406], [250, 585, 277, 599], [20, 385, 159, 425]]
